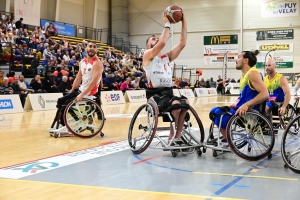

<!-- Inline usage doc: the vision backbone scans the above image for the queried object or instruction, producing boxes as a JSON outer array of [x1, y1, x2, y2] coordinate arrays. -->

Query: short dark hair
[[242, 50, 260, 67], [146, 34, 156, 46]]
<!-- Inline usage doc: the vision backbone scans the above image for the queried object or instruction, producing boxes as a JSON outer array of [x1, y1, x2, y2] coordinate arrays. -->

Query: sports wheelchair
[[204, 102, 276, 161], [47, 97, 105, 138], [281, 97, 300, 173], [128, 97, 205, 157]]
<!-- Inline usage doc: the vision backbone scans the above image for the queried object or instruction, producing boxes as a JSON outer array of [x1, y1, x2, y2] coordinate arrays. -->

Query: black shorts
[[146, 88, 186, 112]]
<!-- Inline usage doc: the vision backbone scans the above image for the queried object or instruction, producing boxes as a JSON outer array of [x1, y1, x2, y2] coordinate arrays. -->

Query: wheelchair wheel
[[181, 106, 205, 145], [63, 99, 105, 138], [226, 111, 275, 161], [128, 99, 158, 154], [279, 104, 296, 130], [281, 115, 300, 173]]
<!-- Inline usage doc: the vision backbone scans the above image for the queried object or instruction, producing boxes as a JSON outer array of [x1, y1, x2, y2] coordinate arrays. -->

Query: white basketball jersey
[[78, 56, 100, 96], [143, 54, 173, 88]]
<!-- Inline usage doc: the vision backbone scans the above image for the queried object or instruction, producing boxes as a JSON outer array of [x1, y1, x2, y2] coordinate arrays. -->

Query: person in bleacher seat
[[42, 71, 58, 93], [11, 76, 26, 107], [0, 77, 13, 94], [131, 77, 142, 90], [103, 71, 119, 90], [58, 76, 72, 93], [0, 70, 4, 86], [18, 75, 34, 94], [30, 75, 46, 93], [120, 78, 133, 93]]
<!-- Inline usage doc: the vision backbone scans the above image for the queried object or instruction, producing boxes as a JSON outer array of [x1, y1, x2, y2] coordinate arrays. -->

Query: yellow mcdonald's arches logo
[[260, 44, 290, 51], [210, 36, 220, 44], [210, 36, 231, 44]]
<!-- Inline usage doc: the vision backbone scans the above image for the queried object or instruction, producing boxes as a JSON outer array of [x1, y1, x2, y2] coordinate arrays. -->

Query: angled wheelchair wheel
[[226, 111, 275, 161], [128, 99, 158, 154], [63, 99, 105, 138], [279, 104, 296, 130], [181, 106, 205, 145], [281, 115, 300, 173]]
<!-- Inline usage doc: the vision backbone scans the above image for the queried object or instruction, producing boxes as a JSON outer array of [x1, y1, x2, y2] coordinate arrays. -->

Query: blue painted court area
[[1, 134, 299, 200]]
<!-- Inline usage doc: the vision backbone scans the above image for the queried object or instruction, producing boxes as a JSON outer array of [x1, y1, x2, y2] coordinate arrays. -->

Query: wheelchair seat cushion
[[153, 94, 187, 113], [210, 107, 236, 129]]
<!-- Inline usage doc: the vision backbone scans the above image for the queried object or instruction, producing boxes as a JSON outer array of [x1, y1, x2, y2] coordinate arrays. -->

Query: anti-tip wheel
[[100, 132, 104, 137], [213, 150, 218, 157], [197, 149, 202, 156], [268, 154, 272, 159], [202, 147, 207, 153], [171, 151, 178, 157]]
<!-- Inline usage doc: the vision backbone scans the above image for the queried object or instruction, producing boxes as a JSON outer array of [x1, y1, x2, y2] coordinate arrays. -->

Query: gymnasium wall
[[243, 0, 300, 74]]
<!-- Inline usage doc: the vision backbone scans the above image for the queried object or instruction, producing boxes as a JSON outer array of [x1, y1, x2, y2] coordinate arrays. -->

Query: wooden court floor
[[0, 96, 296, 200]]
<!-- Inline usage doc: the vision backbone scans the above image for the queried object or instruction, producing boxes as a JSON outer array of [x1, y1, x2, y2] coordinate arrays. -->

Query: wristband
[[165, 22, 170, 29]]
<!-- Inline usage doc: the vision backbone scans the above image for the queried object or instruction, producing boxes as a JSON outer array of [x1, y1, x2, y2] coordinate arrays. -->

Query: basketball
[[165, 5, 183, 24]]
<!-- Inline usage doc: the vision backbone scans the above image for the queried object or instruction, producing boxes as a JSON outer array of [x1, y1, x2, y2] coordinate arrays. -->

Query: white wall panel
[[59, 0, 84, 26]]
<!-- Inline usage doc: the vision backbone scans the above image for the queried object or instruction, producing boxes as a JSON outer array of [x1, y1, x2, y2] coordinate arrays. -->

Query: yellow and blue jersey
[[236, 67, 261, 109], [264, 72, 284, 102]]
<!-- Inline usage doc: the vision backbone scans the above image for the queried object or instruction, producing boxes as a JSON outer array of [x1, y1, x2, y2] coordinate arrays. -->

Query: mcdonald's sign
[[204, 35, 238, 45]]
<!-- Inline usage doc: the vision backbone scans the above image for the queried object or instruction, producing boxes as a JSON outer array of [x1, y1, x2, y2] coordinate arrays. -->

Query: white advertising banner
[[124, 90, 147, 103], [101, 91, 126, 105], [204, 45, 238, 66], [24, 93, 63, 111], [14, 0, 41, 26], [194, 88, 209, 97], [207, 88, 217, 96], [179, 89, 195, 98], [0, 95, 23, 114], [261, 0, 299, 18]]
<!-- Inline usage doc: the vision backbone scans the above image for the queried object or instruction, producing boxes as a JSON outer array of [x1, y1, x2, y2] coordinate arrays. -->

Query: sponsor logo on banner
[[9, 162, 59, 173], [259, 44, 292, 51], [257, 56, 293, 68], [38, 95, 57, 108], [153, 71, 164, 74], [130, 94, 146, 100], [256, 29, 294, 41], [0, 99, 14, 109], [204, 35, 238, 45], [261, 0, 299, 18], [208, 89, 217, 95], [105, 93, 121, 102]]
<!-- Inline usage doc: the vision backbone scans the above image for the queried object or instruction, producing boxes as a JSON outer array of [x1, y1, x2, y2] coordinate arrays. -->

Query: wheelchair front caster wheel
[[284, 163, 288, 168], [202, 147, 207, 153], [54, 133, 58, 138], [213, 150, 218, 157], [171, 151, 178, 157], [197, 149, 202, 156], [268, 154, 272, 159]]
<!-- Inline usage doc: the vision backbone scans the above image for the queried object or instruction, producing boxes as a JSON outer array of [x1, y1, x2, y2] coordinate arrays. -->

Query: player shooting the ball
[[143, 6, 188, 145]]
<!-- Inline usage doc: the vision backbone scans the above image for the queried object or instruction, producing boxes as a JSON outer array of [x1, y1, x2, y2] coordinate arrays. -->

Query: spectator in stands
[[103, 71, 119, 90], [15, 18, 24, 29], [17, 28, 24, 37], [42, 71, 58, 93], [63, 50, 71, 61], [209, 77, 216, 88], [180, 78, 190, 89], [231, 78, 236, 83], [199, 78, 206, 88], [194, 80, 200, 88], [30, 75, 46, 93], [58, 76, 71, 93], [131, 65, 142, 77], [18, 75, 34, 94], [46, 23, 58, 37], [120, 78, 133, 92], [43, 44, 52, 60], [0, 70, 4, 85], [7, 71, 15, 83], [11, 76, 26, 107], [122, 54, 133, 72], [216, 75, 224, 95], [0, 77, 13, 94], [139, 77, 148, 89], [6, 32, 15, 44], [14, 44, 24, 62], [0, 33, 7, 47], [131, 77, 142, 90]]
